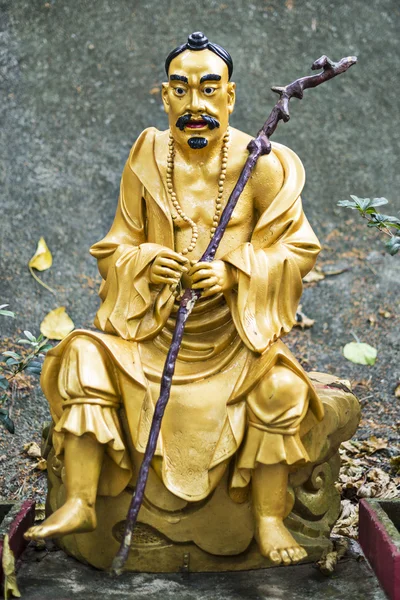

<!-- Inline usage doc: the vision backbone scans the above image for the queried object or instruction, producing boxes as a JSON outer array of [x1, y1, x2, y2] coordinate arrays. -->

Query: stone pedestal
[[44, 372, 360, 572]]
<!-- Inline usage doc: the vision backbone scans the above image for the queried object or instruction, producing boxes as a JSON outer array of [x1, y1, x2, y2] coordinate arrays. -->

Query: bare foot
[[24, 498, 96, 541], [255, 516, 308, 565]]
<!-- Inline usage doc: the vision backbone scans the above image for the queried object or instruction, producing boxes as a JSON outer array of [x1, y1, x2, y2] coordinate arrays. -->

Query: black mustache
[[175, 113, 220, 131]]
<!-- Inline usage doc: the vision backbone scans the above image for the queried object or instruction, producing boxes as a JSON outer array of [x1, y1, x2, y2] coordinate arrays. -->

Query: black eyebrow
[[200, 74, 221, 84], [169, 74, 188, 83]]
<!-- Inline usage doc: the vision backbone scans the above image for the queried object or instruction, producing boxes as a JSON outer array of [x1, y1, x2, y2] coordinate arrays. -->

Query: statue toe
[[269, 549, 282, 564], [280, 549, 291, 564]]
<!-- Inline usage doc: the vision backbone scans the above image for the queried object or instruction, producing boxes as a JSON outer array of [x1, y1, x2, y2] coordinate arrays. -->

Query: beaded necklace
[[166, 128, 230, 255]]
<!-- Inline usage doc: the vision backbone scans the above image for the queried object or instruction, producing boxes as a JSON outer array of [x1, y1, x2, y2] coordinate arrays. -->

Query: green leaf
[[367, 197, 389, 209], [337, 199, 358, 209], [346, 196, 389, 214], [0, 309, 15, 318], [0, 409, 15, 434], [26, 360, 43, 375], [350, 196, 372, 211], [5, 358, 20, 367], [2, 352, 21, 360], [385, 236, 400, 256], [23, 330, 36, 343], [17, 339, 36, 345], [39, 344, 53, 353], [369, 213, 400, 225], [26, 366, 42, 375], [343, 342, 377, 366], [0, 377, 9, 390]]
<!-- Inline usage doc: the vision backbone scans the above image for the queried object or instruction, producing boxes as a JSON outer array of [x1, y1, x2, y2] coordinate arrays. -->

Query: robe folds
[[41, 127, 324, 502]]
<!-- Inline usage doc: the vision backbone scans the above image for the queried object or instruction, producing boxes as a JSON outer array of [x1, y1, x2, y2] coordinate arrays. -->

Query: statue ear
[[162, 83, 170, 114], [227, 82, 236, 114]]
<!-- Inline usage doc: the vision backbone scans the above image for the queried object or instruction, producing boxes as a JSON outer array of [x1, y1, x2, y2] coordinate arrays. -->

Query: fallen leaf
[[332, 499, 359, 538], [2, 534, 21, 598], [317, 538, 348, 576], [149, 86, 160, 95], [390, 455, 400, 474], [23, 441, 41, 458], [303, 268, 325, 283], [378, 308, 392, 319], [28, 237, 52, 271], [40, 307, 74, 340], [368, 436, 388, 453], [367, 314, 377, 326], [35, 458, 47, 471], [395, 383, 400, 398], [28, 237, 55, 294], [294, 305, 315, 329], [343, 342, 377, 366]]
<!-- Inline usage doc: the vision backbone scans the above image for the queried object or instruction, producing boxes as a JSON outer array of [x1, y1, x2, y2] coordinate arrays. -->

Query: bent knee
[[65, 335, 103, 358], [59, 335, 118, 400], [249, 365, 309, 417], [266, 365, 308, 399]]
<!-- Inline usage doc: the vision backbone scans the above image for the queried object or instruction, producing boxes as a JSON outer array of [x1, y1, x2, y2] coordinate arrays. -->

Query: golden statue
[[25, 33, 360, 572]]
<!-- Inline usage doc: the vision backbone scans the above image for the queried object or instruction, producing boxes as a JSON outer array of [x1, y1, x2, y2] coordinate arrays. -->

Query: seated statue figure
[[25, 32, 360, 571]]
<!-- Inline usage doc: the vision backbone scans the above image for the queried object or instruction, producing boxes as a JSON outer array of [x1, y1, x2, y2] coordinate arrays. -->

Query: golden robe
[[41, 127, 323, 503]]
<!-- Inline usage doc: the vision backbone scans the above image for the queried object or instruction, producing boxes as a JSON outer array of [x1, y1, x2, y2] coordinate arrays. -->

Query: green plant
[[0, 305, 52, 433], [337, 196, 400, 255]]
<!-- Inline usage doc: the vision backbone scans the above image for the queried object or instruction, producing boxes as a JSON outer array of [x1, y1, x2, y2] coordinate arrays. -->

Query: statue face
[[162, 49, 235, 150]]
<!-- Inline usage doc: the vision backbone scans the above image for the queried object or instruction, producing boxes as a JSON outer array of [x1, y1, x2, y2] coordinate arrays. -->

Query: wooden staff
[[111, 54, 357, 575]]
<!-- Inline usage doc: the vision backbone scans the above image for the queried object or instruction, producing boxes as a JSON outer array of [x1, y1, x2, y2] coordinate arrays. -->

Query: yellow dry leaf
[[35, 458, 47, 471], [28, 237, 56, 294], [395, 383, 400, 398], [303, 268, 325, 283], [40, 307, 74, 340], [2, 534, 21, 598], [23, 441, 41, 458], [294, 305, 315, 330], [28, 237, 52, 271]]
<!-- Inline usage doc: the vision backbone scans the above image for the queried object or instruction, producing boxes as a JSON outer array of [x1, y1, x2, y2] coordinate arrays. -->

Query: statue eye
[[174, 87, 186, 96], [203, 87, 215, 96]]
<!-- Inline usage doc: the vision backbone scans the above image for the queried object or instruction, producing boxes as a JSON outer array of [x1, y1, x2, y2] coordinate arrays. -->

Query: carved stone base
[[44, 372, 360, 572]]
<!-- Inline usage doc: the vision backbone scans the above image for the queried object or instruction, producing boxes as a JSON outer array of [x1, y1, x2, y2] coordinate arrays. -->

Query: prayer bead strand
[[166, 128, 230, 255]]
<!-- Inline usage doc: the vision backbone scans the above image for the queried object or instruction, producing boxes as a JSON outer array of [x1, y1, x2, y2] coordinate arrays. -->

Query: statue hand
[[189, 260, 237, 298], [149, 249, 189, 286]]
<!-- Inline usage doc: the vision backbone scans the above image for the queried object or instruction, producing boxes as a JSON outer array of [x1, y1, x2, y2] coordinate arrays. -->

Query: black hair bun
[[187, 32, 209, 50]]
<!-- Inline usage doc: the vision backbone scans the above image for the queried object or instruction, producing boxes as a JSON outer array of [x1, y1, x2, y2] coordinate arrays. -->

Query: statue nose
[[188, 90, 205, 113]]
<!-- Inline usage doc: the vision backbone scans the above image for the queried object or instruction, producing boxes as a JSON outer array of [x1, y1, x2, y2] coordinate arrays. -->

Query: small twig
[[365, 262, 378, 276], [359, 213, 394, 238], [359, 394, 374, 404]]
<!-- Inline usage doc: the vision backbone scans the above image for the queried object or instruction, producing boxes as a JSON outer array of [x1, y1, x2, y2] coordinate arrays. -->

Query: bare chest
[[170, 165, 255, 229]]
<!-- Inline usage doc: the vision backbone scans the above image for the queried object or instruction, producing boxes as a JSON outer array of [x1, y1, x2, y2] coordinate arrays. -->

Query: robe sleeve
[[90, 144, 175, 341], [222, 145, 321, 354]]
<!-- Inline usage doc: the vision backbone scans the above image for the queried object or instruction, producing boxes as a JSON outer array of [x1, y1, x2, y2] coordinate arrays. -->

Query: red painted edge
[[0, 500, 36, 587], [359, 499, 400, 600]]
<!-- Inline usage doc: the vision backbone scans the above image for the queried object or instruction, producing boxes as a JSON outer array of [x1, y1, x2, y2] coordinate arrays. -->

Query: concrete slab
[[17, 546, 387, 600]]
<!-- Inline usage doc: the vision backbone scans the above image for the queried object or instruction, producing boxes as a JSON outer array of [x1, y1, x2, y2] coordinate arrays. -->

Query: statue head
[[162, 32, 236, 151]]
